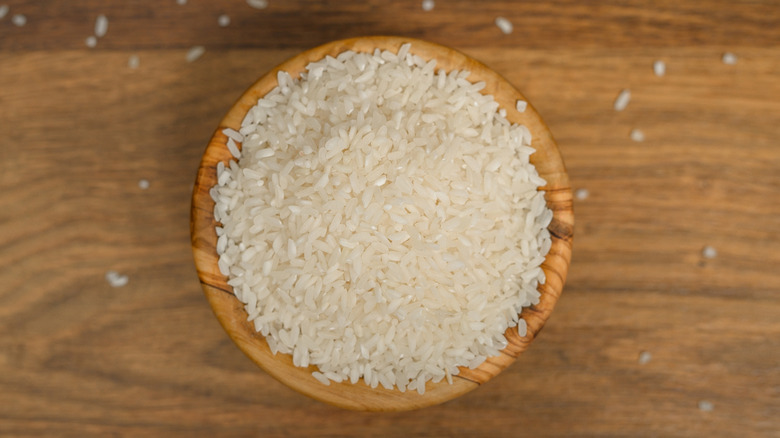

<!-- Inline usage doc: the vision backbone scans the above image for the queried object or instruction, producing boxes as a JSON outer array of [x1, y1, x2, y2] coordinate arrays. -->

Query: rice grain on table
[[722, 52, 737, 65], [212, 44, 552, 394], [85, 36, 97, 48], [105, 270, 129, 288], [246, 0, 268, 9], [11, 13, 25, 26], [495, 17, 513, 34], [128, 55, 140, 69], [218, 14, 230, 27], [630, 129, 645, 142], [0, 5, 9, 20], [614, 89, 631, 111], [95, 14, 108, 38], [516, 100, 527, 113], [654, 60, 666, 77], [186, 46, 205, 63], [422, 0, 434, 11]]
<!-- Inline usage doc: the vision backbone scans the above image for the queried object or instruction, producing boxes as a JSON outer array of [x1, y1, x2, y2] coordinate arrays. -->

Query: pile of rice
[[211, 43, 552, 394]]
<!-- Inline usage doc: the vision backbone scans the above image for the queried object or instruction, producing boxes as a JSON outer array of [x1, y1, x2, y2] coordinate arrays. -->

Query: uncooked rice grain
[[614, 89, 631, 111], [495, 17, 513, 34], [630, 129, 645, 142], [186, 46, 206, 63], [698, 400, 714, 412], [422, 0, 434, 11], [722, 52, 737, 65], [95, 14, 108, 38], [575, 188, 589, 200], [85, 36, 97, 48], [218, 14, 231, 27], [128, 55, 140, 69], [638, 351, 652, 365], [105, 270, 129, 287], [702, 245, 717, 259], [0, 5, 8, 20], [212, 44, 552, 394], [246, 0, 268, 9], [516, 100, 527, 113], [11, 13, 25, 26], [654, 60, 666, 77]]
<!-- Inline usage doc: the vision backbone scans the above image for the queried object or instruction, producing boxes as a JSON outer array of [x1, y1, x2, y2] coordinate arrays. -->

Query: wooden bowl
[[191, 36, 573, 411]]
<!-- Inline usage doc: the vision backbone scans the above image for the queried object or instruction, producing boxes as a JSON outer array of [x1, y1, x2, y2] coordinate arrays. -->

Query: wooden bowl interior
[[191, 36, 573, 411]]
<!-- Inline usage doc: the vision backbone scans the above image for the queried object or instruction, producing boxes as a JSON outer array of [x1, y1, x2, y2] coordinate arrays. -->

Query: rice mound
[[211, 44, 552, 394]]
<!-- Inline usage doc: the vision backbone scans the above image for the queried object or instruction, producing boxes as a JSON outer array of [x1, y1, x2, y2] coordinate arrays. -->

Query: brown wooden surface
[[1, 0, 778, 436], [191, 36, 573, 411]]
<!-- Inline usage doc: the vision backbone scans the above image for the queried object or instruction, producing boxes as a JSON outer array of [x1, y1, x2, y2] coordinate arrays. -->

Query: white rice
[[721, 52, 737, 65], [177, 0, 187, 4], [613, 89, 631, 111], [85, 36, 97, 48], [516, 100, 527, 113], [630, 128, 645, 142], [246, 0, 268, 9], [105, 270, 129, 288], [702, 245, 717, 259], [138, 179, 150, 190], [638, 351, 652, 365], [11, 13, 25, 27], [128, 55, 140, 69], [495, 17, 513, 34], [421, 0, 434, 11], [575, 188, 589, 200], [212, 44, 552, 394], [95, 14, 108, 38], [653, 60, 666, 77], [698, 400, 714, 412], [186, 46, 206, 63], [218, 14, 231, 27], [0, 5, 9, 20]]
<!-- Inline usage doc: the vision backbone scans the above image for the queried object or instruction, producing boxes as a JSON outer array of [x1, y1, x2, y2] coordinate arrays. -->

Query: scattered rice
[[176, 0, 187, 4], [421, 0, 434, 11], [0, 5, 8, 20], [702, 245, 717, 259], [95, 14, 108, 38], [653, 60, 666, 77], [138, 179, 150, 190], [575, 188, 589, 200], [212, 44, 552, 394], [516, 100, 527, 113], [721, 52, 737, 65], [698, 400, 714, 412], [85, 36, 97, 48], [218, 14, 231, 27], [638, 351, 652, 365], [613, 89, 631, 111], [630, 129, 645, 142], [11, 13, 25, 27], [246, 0, 268, 9], [495, 17, 513, 34], [128, 55, 140, 69], [186, 46, 206, 63], [105, 270, 129, 288]]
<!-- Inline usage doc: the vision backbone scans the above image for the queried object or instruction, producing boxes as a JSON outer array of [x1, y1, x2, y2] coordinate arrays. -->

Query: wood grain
[[1, 0, 779, 435], [191, 36, 573, 411]]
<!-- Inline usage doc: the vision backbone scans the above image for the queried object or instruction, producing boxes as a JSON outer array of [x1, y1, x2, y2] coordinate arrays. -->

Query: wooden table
[[1, 1, 778, 436]]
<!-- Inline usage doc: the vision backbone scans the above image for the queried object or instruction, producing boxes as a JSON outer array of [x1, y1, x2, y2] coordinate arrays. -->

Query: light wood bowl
[[191, 36, 573, 411]]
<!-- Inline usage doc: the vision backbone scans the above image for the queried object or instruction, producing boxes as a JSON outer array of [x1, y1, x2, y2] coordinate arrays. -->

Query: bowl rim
[[191, 35, 574, 411]]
